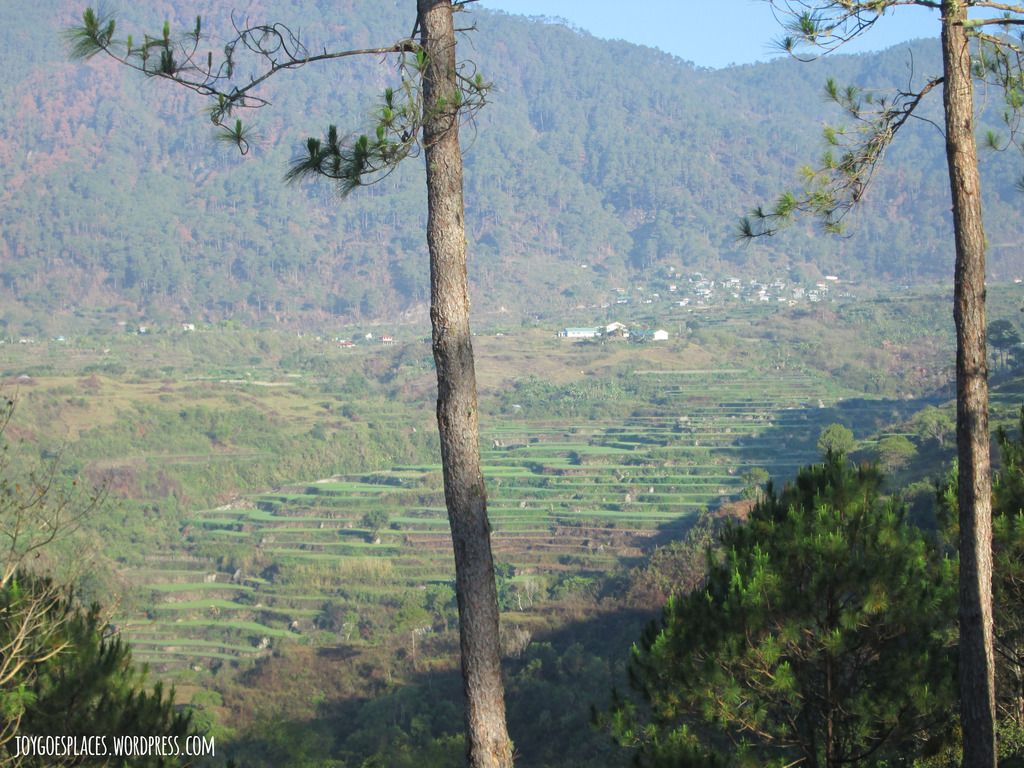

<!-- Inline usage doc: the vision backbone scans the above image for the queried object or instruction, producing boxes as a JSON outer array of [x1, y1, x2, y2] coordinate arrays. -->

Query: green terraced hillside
[[119, 368, 917, 671]]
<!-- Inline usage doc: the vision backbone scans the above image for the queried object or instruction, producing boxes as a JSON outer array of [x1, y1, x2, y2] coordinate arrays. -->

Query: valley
[[0, 0, 1020, 763], [0, 284, 1018, 764]]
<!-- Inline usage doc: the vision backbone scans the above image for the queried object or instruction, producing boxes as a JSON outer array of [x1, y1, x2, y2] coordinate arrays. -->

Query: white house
[[652, 329, 669, 341], [560, 327, 601, 339]]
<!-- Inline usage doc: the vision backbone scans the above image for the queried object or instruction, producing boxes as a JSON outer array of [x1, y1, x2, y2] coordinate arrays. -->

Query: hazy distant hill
[[0, 0, 1020, 333]]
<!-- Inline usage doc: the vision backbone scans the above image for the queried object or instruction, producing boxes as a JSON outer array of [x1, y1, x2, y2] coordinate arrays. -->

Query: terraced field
[[120, 368, 913, 670]]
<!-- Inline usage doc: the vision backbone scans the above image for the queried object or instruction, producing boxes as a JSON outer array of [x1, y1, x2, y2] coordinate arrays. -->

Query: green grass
[[149, 582, 255, 594]]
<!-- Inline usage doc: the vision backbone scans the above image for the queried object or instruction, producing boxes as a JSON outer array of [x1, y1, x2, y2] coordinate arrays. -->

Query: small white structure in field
[[652, 329, 669, 341], [560, 327, 601, 339]]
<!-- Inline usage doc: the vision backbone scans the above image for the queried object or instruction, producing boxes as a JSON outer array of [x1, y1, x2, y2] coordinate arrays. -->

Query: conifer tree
[[5, 574, 194, 768], [989, 410, 1024, 734], [612, 457, 957, 767], [66, 4, 512, 764], [740, 5, 1024, 762], [0, 396, 191, 767]]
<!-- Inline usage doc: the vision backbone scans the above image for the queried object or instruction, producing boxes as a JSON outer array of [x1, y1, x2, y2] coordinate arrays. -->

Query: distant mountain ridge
[[0, 1, 1019, 334]]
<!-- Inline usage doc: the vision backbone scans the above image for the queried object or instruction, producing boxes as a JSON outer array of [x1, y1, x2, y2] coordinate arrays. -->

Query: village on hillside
[[6, 270, 870, 350], [607, 270, 849, 310], [558, 270, 855, 342]]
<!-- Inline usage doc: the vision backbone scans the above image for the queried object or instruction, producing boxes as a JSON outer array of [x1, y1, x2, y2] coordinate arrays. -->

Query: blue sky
[[475, 1, 943, 69]]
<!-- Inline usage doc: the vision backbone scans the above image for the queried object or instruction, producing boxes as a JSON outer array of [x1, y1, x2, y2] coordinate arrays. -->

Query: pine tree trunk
[[418, 2, 514, 766], [941, 5, 997, 766]]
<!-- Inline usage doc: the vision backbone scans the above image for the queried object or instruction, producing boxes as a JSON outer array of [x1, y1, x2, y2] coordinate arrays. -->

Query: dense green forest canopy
[[1, 0, 1021, 334]]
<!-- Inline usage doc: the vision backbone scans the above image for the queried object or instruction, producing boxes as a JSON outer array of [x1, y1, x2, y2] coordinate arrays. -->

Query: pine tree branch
[[972, 1, 1024, 15], [66, 6, 489, 182], [66, 8, 423, 154]]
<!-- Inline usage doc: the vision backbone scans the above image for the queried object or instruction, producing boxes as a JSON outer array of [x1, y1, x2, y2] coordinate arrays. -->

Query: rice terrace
[[124, 366, 886, 671], [5, 0, 1024, 763]]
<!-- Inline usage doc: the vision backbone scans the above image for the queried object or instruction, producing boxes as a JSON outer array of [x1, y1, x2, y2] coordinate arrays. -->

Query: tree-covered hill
[[1, 1, 1020, 334]]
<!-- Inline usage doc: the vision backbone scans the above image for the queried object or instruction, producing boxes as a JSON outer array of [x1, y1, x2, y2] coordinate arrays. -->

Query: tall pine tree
[[612, 457, 957, 767]]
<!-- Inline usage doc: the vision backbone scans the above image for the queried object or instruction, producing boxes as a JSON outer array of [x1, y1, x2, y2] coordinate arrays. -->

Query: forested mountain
[[1, 1, 1021, 333]]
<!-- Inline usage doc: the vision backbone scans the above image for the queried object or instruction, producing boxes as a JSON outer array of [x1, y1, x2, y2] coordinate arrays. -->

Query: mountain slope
[[0, 1, 1020, 333]]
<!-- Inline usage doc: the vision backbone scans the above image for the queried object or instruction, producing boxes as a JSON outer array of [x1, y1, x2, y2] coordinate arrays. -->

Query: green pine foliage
[[925, 405, 1024, 766], [2, 573, 195, 767], [993, 410, 1024, 741], [613, 456, 957, 767]]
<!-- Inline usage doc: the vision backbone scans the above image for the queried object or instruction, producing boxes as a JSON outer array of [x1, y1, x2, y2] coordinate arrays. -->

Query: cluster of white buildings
[[559, 322, 668, 341], [668, 273, 842, 307], [337, 333, 396, 348], [596, 270, 847, 311]]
